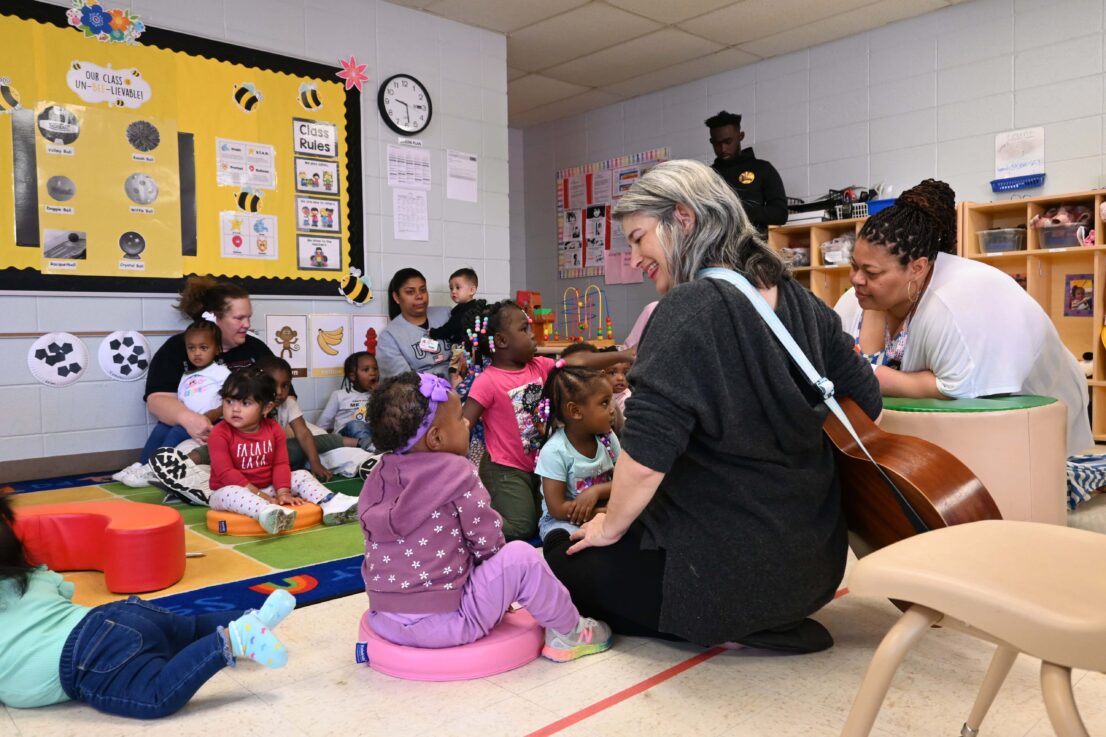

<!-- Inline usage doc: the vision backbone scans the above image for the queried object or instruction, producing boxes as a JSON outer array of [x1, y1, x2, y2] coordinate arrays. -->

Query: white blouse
[[835, 252, 1092, 454]]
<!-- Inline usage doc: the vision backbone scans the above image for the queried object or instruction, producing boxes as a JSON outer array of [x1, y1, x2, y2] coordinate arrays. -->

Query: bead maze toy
[[544, 284, 615, 350]]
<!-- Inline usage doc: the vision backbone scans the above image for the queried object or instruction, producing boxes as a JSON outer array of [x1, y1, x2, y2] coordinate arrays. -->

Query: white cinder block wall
[[2, 0, 508, 465], [511, 0, 1106, 337]]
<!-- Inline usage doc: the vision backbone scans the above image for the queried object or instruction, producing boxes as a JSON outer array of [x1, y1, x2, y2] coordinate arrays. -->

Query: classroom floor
[[6, 555, 1106, 737]]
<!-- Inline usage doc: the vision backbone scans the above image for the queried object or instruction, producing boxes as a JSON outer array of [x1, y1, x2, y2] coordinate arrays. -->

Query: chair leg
[[961, 645, 1019, 736], [840, 605, 943, 737], [1041, 661, 1090, 737]]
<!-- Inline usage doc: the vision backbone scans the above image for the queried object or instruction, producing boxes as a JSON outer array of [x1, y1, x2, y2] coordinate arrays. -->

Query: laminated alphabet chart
[[0, 1, 361, 294], [555, 148, 667, 279]]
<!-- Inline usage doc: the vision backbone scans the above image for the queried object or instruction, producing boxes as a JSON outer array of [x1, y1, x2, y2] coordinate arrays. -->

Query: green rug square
[[235, 523, 365, 568]]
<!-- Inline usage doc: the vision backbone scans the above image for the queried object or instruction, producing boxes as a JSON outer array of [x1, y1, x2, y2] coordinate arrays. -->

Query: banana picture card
[[265, 314, 308, 378], [308, 313, 351, 378]]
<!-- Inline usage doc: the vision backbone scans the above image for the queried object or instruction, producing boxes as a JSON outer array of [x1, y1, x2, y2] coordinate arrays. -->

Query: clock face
[[378, 74, 432, 136]]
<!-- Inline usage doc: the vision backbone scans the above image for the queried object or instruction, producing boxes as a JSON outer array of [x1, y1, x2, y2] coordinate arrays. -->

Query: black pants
[[542, 523, 681, 641]]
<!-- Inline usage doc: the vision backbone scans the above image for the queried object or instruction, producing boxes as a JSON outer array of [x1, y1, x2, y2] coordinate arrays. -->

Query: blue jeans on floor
[[140, 422, 190, 463], [339, 420, 374, 452], [59, 597, 243, 719]]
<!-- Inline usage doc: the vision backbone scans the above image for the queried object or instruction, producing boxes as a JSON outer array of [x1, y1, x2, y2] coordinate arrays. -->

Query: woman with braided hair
[[835, 178, 1091, 454]]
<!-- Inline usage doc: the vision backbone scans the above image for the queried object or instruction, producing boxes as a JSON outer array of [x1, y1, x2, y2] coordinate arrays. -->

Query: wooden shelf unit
[[961, 190, 1106, 440], [767, 216, 866, 305]]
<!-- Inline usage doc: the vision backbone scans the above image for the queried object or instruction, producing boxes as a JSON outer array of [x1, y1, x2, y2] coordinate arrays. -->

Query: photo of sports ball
[[118, 231, 146, 259], [125, 120, 160, 152], [123, 172, 159, 205], [42, 229, 87, 259], [45, 175, 76, 201], [37, 105, 80, 145]]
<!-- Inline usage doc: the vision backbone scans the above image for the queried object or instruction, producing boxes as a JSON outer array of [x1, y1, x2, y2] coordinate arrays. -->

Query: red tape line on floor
[[523, 587, 850, 737]]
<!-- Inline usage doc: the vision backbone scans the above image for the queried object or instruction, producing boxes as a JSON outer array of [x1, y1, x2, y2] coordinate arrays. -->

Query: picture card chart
[[555, 148, 667, 279]]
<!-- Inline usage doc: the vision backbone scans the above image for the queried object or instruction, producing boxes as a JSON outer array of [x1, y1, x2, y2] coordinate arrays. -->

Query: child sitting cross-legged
[[359, 371, 613, 661], [534, 363, 620, 542], [205, 368, 359, 534], [0, 493, 296, 718], [318, 351, 379, 452]]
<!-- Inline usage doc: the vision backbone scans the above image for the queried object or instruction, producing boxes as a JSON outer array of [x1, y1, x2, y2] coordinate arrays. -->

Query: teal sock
[[253, 589, 296, 629], [227, 612, 288, 668]]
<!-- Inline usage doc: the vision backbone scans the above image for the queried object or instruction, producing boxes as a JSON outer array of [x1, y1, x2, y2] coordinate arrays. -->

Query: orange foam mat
[[8, 486, 115, 507], [206, 503, 322, 536]]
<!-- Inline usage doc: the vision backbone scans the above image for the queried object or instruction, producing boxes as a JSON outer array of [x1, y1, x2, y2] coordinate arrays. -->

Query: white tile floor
[[6, 586, 1106, 737]]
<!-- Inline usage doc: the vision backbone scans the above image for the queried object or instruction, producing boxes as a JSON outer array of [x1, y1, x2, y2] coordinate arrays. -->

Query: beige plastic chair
[[840, 520, 1106, 737]]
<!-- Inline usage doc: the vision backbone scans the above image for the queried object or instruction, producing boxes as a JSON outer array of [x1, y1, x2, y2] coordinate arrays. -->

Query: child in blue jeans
[[0, 494, 296, 718], [359, 371, 612, 661]]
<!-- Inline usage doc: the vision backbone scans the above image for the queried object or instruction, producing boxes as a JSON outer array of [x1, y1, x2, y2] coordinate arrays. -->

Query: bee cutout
[[236, 187, 262, 213], [298, 83, 322, 111], [233, 83, 262, 112], [339, 267, 373, 305], [0, 77, 20, 113]]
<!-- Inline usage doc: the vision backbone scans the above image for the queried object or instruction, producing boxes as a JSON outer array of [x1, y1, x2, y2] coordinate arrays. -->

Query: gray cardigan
[[376, 307, 452, 379], [622, 276, 881, 645]]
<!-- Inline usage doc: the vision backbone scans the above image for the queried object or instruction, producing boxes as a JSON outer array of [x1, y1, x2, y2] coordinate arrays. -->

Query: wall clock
[[377, 73, 432, 136]]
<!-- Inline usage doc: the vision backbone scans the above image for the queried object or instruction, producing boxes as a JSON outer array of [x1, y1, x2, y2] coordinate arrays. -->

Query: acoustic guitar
[[824, 397, 1002, 559]]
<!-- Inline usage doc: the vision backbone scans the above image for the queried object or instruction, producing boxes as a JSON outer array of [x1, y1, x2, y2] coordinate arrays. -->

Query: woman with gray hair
[[543, 160, 881, 651]]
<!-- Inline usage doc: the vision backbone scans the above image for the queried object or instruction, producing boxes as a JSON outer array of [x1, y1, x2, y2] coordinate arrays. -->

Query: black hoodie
[[711, 147, 789, 235]]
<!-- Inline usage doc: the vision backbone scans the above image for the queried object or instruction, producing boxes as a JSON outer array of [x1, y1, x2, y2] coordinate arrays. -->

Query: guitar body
[[825, 397, 1002, 559]]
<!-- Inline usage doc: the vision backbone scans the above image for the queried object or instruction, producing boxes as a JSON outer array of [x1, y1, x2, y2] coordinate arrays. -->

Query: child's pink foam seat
[[357, 608, 543, 681], [14, 500, 185, 593]]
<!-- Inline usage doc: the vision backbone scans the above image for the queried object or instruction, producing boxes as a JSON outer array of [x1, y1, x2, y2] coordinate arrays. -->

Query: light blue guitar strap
[[698, 267, 927, 534]]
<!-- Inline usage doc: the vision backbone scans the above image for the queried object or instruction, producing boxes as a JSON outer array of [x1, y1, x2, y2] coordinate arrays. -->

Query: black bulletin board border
[[0, 0, 363, 297]]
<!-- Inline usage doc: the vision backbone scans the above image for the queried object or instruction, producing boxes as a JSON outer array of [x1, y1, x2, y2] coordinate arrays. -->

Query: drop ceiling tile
[[508, 74, 590, 113], [508, 4, 662, 72], [542, 28, 724, 87], [737, 0, 947, 58], [507, 67, 528, 82], [509, 89, 625, 128], [604, 0, 742, 24], [423, 0, 590, 33], [678, 0, 875, 46], [383, 0, 435, 7], [606, 47, 760, 98]]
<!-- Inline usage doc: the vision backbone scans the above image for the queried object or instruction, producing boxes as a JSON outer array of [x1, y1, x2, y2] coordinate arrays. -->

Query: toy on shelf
[[544, 284, 616, 350], [515, 290, 556, 346]]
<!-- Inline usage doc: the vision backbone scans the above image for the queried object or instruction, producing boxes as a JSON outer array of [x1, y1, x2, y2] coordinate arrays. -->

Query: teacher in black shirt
[[543, 160, 880, 651], [706, 110, 788, 236]]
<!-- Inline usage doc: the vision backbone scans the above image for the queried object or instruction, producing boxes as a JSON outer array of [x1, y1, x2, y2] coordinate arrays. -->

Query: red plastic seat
[[14, 500, 185, 593]]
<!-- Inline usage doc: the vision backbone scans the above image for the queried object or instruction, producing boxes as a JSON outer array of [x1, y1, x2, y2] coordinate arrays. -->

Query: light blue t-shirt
[[534, 429, 620, 539], [0, 566, 89, 708]]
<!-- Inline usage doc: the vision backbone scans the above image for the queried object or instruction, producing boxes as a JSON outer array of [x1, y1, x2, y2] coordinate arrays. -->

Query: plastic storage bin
[[1038, 223, 1087, 249], [977, 228, 1026, 254], [867, 198, 896, 215]]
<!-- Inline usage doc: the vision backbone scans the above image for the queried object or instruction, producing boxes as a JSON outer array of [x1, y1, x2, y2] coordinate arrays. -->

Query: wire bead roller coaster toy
[[544, 284, 616, 350]]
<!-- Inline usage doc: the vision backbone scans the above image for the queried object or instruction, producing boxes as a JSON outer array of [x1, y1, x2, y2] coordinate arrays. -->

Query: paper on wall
[[266, 314, 308, 377], [215, 138, 276, 189], [995, 127, 1044, 180], [393, 188, 429, 241], [446, 149, 478, 202], [589, 170, 613, 205], [387, 144, 431, 190], [308, 313, 351, 378]]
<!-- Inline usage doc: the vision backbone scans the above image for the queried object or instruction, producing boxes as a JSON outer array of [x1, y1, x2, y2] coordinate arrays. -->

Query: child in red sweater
[[208, 369, 358, 535]]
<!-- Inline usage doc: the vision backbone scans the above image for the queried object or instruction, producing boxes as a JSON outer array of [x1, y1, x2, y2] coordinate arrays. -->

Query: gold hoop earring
[[906, 279, 920, 303]]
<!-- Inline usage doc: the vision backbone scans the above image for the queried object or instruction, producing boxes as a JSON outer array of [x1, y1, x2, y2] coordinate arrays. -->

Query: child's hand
[[569, 488, 600, 525], [275, 489, 304, 506], [313, 466, 334, 483]]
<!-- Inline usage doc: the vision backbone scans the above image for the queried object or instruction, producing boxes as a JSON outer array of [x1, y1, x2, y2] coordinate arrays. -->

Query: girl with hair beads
[[176, 315, 230, 422], [318, 351, 379, 451], [534, 363, 620, 541], [206, 369, 359, 534], [0, 493, 297, 718], [359, 372, 612, 661], [462, 301, 633, 541]]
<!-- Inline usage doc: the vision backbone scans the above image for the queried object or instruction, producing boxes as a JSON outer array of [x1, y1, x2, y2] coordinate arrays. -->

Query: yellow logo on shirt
[[739, 171, 755, 185]]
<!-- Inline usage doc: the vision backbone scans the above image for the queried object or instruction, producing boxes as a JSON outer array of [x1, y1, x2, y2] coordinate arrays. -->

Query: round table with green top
[[876, 394, 1066, 525]]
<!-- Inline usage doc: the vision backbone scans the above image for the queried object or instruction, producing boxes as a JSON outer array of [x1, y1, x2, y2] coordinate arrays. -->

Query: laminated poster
[[308, 313, 351, 378], [266, 314, 308, 378]]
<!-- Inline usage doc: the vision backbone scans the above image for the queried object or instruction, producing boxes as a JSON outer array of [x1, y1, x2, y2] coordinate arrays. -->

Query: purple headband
[[396, 372, 453, 454]]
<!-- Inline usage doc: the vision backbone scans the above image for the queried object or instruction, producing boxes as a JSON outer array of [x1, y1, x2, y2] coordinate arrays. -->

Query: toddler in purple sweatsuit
[[359, 372, 612, 662]]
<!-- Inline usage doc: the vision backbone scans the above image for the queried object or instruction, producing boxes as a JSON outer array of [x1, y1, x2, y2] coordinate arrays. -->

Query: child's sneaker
[[319, 492, 359, 525], [150, 448, 211, 506], [541, 617, 612, 662], [258, 504, 297, 535], [112, 462, 154, 488], [357, 454, 382, 479]]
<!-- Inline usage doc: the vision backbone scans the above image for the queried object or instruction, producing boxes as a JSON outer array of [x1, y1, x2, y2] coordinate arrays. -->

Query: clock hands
[[395, 99, 411, 125]]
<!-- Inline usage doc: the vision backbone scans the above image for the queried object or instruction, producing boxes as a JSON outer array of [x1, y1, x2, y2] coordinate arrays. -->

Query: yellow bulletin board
[[0, 1, 363, 296]]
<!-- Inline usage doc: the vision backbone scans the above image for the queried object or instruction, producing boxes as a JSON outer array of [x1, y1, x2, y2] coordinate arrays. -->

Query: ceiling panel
[[508, 74, 590, 113], [383, 0, 435, 7], [737, 0, 947, 57], [542, 28, 724, 88], [606, 47, 760, 99], [507, 67, 528, 82], [422, 0, 590, 33], [508, 4, 662, 72], [678, 0, 876, 46], [604, 0, 743, 25], [508, 89, 625, 128]]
